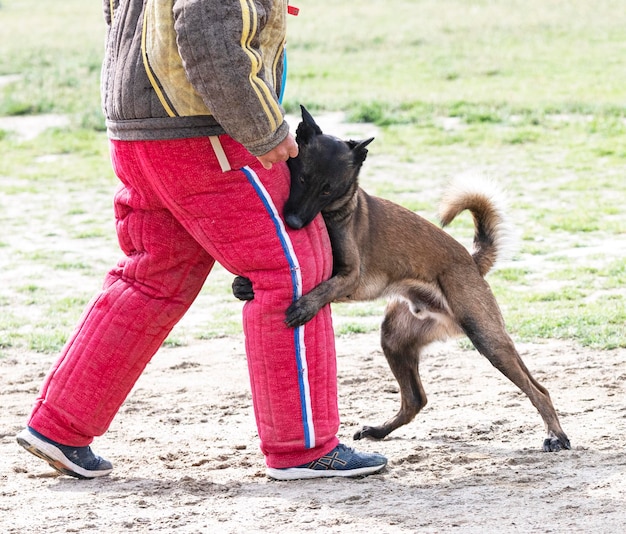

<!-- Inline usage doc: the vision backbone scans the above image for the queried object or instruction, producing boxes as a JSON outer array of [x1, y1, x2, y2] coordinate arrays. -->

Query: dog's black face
[[283, 106, 374, 229]]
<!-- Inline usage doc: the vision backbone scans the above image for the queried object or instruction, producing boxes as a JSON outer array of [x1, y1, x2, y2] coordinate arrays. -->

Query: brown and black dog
[[233, 106, 570, 452]]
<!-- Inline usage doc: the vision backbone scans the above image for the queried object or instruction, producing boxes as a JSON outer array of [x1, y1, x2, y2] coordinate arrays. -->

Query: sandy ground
[[2, 333, 626, 533], [2, 111, 625, 532]]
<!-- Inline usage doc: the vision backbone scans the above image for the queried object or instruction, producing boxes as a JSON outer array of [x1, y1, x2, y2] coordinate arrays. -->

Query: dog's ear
[[347, 137, 375, 164], [296, 105, 323, 145]]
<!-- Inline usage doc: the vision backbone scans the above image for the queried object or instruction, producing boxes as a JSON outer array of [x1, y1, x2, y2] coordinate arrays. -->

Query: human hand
[[256, 133, 298, 169]]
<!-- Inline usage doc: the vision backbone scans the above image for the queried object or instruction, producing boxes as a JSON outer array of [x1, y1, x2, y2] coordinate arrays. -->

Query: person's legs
[[133, 136, 341, 468], [19, 136, 386, 478], [26, 141, 214, 449]]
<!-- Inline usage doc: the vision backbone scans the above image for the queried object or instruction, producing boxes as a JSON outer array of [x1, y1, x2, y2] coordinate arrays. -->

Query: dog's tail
[[438, 176, 514, 277]]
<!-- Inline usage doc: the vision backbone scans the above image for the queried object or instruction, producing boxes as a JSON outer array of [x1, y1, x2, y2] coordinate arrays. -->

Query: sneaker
[[266, 443, 387, 481], [16, 427, 113, 479]]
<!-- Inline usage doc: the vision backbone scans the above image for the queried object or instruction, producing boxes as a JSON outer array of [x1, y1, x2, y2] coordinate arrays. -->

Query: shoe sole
[[16, 430, 112, 479], [266, 463, 386, 481]]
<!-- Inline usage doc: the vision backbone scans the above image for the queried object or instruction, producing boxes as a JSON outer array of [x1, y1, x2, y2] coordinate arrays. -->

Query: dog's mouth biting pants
[[27, 136, 340, 469]]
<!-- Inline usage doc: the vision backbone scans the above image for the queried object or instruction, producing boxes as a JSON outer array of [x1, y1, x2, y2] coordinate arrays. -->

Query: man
[[16, 0, 387, 481]]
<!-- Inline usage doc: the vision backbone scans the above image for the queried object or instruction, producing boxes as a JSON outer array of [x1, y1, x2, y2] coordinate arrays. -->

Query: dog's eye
[[321, 184, 331, 196]]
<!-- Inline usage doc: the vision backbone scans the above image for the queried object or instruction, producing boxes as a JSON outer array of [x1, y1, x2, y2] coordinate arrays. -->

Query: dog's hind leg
[[354, 300, 431, 441], [471, 327, 570, 451], [447, 272, 571, 452]]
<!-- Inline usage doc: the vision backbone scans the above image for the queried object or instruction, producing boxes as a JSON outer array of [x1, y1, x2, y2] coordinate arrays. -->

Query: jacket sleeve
[[172, 0, 289, 156]]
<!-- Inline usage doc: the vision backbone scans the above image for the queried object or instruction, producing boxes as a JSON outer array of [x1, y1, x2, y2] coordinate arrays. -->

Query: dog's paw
[[232, 276, 255, 301], [542, 434, 571, 452], [353, 426, 388, 441], [285, 299, 318, 328], [353, 428, 367, 440]]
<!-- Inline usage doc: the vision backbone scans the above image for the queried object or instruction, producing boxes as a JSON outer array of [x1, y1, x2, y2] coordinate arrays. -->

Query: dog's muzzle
[[285, 214, 306, 229]]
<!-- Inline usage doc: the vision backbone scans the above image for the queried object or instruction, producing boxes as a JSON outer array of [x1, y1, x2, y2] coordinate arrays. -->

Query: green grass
[[1, 0, 625, 352], [0, 0, 104, 126], [286, 1, 626, 111]]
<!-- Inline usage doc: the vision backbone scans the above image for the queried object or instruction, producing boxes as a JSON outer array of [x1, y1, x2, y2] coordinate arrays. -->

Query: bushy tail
[[438, 176, 513, 277]]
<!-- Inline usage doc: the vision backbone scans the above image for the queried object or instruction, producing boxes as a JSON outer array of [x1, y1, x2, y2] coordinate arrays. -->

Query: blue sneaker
[[16, 427, 113, 479], [266, 443, 387, 480]]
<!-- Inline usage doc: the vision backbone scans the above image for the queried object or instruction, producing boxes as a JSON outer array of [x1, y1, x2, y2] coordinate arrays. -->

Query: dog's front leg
[[285, 271, 360, 327], [285, 228, 361, 327]]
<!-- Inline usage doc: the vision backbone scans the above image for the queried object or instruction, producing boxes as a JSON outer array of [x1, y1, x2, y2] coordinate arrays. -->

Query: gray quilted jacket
[[101, 0, 290, 156]]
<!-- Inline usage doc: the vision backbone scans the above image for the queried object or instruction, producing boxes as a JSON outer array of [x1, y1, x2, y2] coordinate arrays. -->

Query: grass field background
[[0, 0, 624, 355]]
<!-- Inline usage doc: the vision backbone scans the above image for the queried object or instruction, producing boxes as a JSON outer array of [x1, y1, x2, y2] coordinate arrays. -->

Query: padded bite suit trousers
[[28, 136, 340, 468]]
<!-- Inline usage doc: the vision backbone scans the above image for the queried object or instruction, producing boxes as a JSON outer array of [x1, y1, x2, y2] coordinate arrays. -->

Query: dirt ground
[[1, 112, 625, 532], [2, 333, 626, 533]]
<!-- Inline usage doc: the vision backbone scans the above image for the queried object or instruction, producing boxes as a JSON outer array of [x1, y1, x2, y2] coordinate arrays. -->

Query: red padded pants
[[28, 136, 340, 468]]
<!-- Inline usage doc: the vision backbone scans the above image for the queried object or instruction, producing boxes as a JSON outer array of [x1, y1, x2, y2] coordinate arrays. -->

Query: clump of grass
[[336, 323, 377, 336], [28, 331, 69, 354], [162, 337, 188, 349]]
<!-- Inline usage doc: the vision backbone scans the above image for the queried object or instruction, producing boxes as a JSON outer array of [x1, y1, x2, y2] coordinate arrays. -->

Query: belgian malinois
[[233, 106, 570, 452]]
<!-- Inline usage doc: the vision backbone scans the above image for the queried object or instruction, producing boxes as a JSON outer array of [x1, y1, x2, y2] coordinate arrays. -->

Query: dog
[[233, 106, 570, 452]]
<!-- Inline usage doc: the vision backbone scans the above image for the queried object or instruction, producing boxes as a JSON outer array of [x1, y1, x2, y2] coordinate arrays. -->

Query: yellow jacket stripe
[[141, 5, 177, 117], [239, 0, 282, 132]]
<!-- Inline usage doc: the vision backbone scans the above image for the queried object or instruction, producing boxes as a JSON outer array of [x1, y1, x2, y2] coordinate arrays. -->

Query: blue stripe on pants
[[241, 165, 315, 449]]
